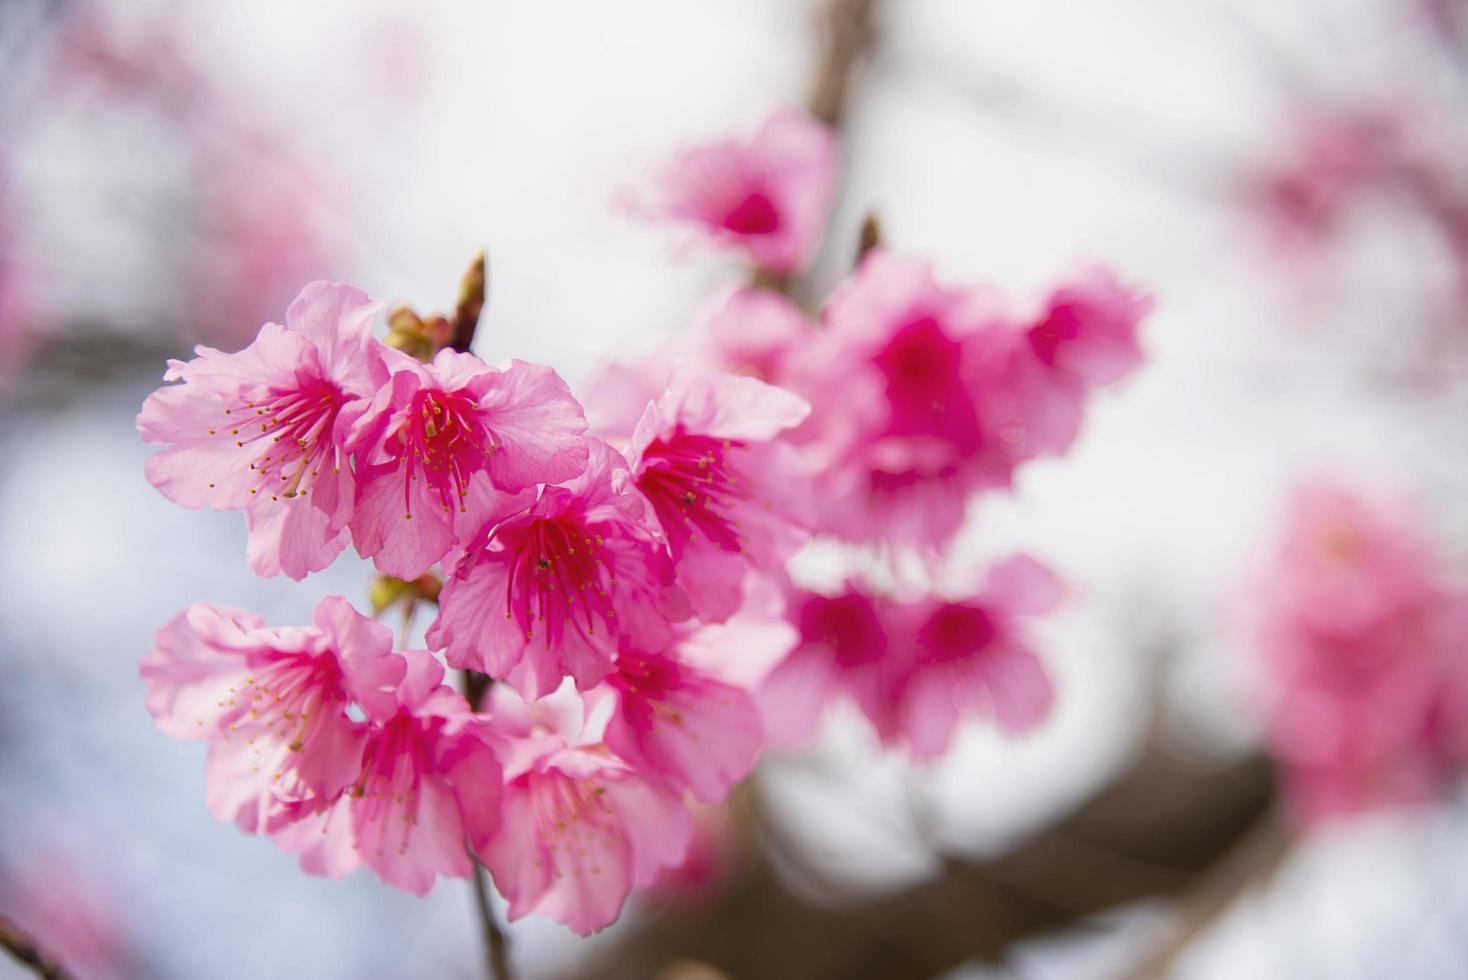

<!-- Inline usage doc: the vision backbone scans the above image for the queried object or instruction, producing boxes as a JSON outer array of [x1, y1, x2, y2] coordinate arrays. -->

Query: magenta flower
[[891, 555, 1064, 760], [757, 581, 901, 748], [273, 648, 504, 896], [137, 282, 389, 579], [139, 596, 405, 833], [996, 267, 1151, 458], [760, 557, 1062, 759], [602, 646, 763, 804], [626, 371, 811, 621], [700, 287, 812, 382], [427, 439, 685, 698], [1248, 481, 1468, 825], [350, 347, 588, 579], [780, 250, 1019, 550], [479, 690, 692, 935], [647, 109, 837, 274]]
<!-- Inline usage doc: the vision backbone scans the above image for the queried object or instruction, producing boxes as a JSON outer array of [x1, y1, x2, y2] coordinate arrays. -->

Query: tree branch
[[0, 915, 74, 980], [558, 750, 1276, 980], [469, 855, 515, 980]]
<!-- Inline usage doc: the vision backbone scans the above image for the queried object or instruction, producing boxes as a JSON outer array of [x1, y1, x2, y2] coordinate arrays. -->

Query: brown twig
[[807, 0, 878, 129], [470, 855, 515, 980], [449, 251, 489, 354], [1121, 806, 1292, 980], [0, 916, 74, 980]]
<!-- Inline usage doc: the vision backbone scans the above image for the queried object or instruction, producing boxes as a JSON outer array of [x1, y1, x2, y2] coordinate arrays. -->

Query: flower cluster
[[137, 276, 804, 932], [1246, 481, 1468, 825], [591, 253, 1150, 552], [139, 109, 1150, 935]]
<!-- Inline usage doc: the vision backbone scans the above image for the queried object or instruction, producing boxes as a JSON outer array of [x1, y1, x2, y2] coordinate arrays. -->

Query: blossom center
[[917, 604, 997, 664], [397, 388, 496, 518], [722, 191, 781, 236], [873, 317, 981, 451], [637, 431, 748, 559], [212, 379, 344, 501], [501, 516, 617, 648], [528, 771, 619, 874]]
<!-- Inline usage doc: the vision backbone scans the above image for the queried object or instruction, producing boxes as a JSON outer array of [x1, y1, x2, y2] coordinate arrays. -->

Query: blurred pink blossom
[[1248, 481, 1468, 824], [644, 109, 838, 273], [760, 556, 1064, 759]]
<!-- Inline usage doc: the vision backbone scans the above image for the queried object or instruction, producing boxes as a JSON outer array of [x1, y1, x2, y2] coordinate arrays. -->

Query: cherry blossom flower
[[626, 371, 811, 621], [1245, 109, 1404, 257], [427, 439, 685, 698], [136, 281, 389, 579], [272, 648, 504, 896], [646, 109, 837, 273], [993, 267, 1151, 459], [601, 645, 764, 804], [479, 684, 692, 935], [778, 250, 1020, 550], [1247, 481, 1468, 824], [350, 346, 588, 579], [890, 555, 1064, 760], [139, 596, 404, 833], [760, 557, 1062, 759], [757, 581, 900, 748]]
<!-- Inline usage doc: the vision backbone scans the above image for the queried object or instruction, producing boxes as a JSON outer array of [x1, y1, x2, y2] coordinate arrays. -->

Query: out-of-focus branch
[[560, 750, 1276, 980], [0, 915, 74, 980], [1122, 806, 1291, 980], [754, 0, 880, 298], [807, 0, 878, 129], [469, 855, 514, 980]]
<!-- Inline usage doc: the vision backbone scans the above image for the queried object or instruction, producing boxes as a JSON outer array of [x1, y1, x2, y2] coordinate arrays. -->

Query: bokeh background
[[3, 0, 1468, 977]]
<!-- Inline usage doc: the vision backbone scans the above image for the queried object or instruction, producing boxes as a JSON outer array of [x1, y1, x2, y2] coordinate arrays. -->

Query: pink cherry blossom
[[350, 347, 588, 579], [700, 287, 812, 382], [1245, 109, 1403, 257], [136, 281, 389, 579], [778, 250, 1019, 550], [139, 596, 404, 833], [1247, 481, 1468, 825], [993, 267, 1151, 458], [760, 558, 1063, 759], [626, 371, 811, 621], [757, 581, 899, 748], [891, 555, 1064, 760], [602, 645, 763, 804], [646, 109, 837, 273], [427, 438, 685, 698], [273, 648, 504, 896], [480, 689, 692, 935]]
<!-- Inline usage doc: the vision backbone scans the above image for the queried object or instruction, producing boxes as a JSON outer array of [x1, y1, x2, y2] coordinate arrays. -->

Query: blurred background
[[3, 0, 1468, 977]]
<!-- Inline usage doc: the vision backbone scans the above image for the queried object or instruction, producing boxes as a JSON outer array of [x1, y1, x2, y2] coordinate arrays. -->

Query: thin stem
[[0, 916, 74, 980], [1122, 806, 1293, 980], [469, 855, 514, 980]]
